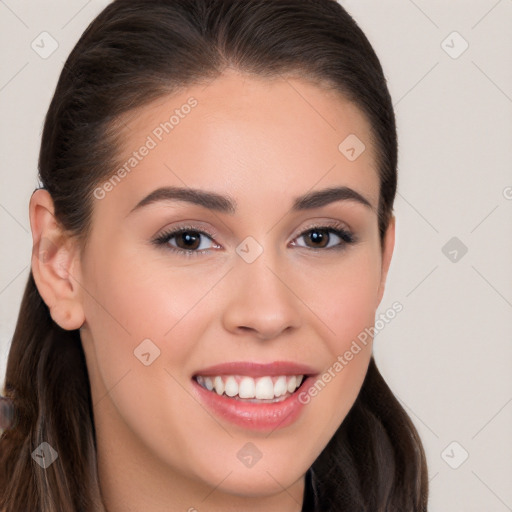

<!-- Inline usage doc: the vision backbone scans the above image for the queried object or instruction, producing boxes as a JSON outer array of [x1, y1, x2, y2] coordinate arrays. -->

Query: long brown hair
[[0, 1, 428, 510]]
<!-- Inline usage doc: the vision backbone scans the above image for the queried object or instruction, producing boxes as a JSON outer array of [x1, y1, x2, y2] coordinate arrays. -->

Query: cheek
[[82, 239, 202, 337], [301, 244, 382, 347], [79, 243, 221, 397], [79, 248, 215, 468], [295, 246, 381, 428]]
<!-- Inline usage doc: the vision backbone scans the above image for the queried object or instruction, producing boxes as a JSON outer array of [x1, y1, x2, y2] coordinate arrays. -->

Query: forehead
[[99, 69, 380, 217]]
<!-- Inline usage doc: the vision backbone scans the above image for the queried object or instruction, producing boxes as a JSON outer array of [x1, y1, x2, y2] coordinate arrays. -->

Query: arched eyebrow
[[126, 185, 374, 217]]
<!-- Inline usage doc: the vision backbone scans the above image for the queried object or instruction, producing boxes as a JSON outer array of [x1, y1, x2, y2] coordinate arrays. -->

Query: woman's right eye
[[152, 227, 219, 257]]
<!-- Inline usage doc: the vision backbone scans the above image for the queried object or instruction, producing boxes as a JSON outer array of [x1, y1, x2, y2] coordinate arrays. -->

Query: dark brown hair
[[0, 1, 428, 510]]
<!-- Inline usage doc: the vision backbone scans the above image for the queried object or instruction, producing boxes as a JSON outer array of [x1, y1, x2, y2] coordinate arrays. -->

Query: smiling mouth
[[193, 374, 308, 403]]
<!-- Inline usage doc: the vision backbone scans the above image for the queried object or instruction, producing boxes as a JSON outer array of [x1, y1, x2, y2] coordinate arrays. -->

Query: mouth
[[193, 374, 308, 403], [190, 361, 318, 431]]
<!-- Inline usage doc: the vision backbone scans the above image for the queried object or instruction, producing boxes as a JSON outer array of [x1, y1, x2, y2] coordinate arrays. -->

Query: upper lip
[[192, 361, 318, 378]]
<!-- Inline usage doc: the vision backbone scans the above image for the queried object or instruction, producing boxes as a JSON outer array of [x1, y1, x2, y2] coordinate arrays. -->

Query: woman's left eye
[[152, 224, 355, 257], [292, 226, 355, 250]]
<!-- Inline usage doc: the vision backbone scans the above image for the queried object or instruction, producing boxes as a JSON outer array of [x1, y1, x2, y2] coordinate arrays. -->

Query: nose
[[221, 250, 302, 341]]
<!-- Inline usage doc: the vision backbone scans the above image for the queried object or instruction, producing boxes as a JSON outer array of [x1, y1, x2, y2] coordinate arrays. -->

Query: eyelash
[[152, 222, 356, 258]]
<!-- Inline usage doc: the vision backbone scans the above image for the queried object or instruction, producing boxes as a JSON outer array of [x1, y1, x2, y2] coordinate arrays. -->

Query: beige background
[[1, 1, 511, 510]]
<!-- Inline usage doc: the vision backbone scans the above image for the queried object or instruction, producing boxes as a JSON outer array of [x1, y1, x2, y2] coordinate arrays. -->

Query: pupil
[[181, 231, 199, 249], [309, 229, 328, 248]]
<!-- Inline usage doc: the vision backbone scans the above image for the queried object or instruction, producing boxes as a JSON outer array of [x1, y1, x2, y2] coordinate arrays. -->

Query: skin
[[29, 69, 395, 512]]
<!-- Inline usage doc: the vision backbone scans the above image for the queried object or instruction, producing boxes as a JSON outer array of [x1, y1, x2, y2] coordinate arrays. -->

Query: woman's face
[[74, 70, 394, 508]]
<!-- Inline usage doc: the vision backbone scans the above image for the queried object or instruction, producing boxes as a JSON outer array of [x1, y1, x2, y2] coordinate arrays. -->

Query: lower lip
[[191, 376, 316, 432]]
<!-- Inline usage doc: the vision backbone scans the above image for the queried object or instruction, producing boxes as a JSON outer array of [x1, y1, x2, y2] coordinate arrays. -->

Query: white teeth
[[287, 375, 297, 393], [274, 376, 288, 397], [224, 376, 238, 397], [204, 377, 214, 391], [196, 374, 305, 400], [238, 377, 256, 398], [255, 376, 275, 399], [213, 376, 224, 395]]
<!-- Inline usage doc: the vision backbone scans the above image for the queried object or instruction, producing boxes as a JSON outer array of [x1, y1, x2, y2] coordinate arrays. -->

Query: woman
[[0, 0, 428, 510]]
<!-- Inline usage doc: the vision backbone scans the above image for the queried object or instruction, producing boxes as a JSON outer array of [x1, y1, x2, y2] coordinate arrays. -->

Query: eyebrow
[[127, 185, 374, 216]]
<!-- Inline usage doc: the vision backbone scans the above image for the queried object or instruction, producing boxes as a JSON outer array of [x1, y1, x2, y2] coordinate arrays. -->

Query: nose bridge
[[237, 242, 283, 296], [221, 238, 302, 338]]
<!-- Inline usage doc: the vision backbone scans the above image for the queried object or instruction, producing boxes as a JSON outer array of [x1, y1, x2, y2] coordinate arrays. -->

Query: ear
[[29, 189, 85, 330], [376, 214, 395, 307]]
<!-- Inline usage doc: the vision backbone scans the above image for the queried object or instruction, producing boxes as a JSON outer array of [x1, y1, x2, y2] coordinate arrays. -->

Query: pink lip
[[190, 361, 319, 432], [192, 360, 318, 378]]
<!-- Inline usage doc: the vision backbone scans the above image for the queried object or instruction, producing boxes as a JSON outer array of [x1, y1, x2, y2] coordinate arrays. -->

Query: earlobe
[[376, 215, 396, 307], [29, 189, 85, 331]]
